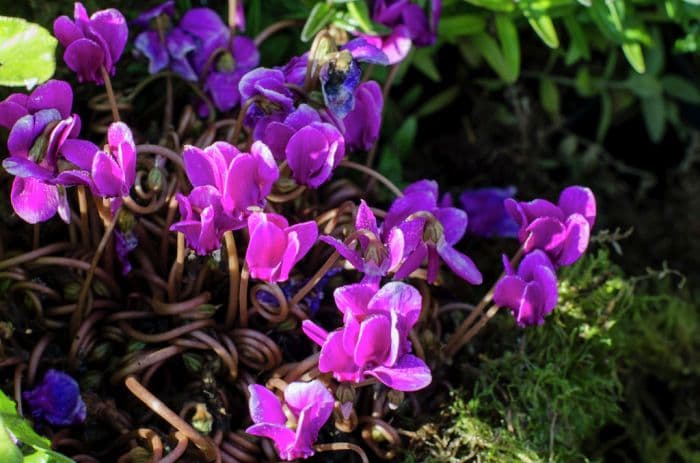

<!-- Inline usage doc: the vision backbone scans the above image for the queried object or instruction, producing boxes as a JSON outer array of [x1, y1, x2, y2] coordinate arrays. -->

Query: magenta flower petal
[[436, 240, 483, 285], [0, 100, 29, 129], [248, 385, 286, 425], [61, 139, 99, 170], [354, 315, 391, 366], [10, 177, 59, 224], [369, 281, 422, 328], [91, 150, 124, 197], [134, 31, 169, 74], [3, 156, 54, 181], [366, 354, 432, 391], [342, 81, 383, 152], [494, 275, 527, 312], [246, 423, 296, 455], [433, 207, 467, 246], [88, 8, 128, 65], [7, 109, 61, 158], [557, 214, 591, 266], [64, 38, 104, 83], [334, 283, 376, 319], [523, 217, 567, 253], [205, 71, 243, 112], [53, 15, 83, 47], [27, 80, 73, 118], [318, 330, 359, 381], [246, 216, 287, 281], [559, 186, 596, 228], [301, 320, 329, 346]]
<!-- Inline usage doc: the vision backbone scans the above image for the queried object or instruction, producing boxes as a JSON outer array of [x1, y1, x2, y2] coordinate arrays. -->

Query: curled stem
[[339, 160, 403, 198], [290, 251, 340, 307], [314, 443, 369, 463], [254, 19, 300, 46]]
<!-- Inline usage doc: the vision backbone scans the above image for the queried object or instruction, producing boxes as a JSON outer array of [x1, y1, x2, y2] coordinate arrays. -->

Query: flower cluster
[[0, 80, 136, 223], [246, 380, 334, 460], [494, 186, 597, 326], [54, 2, 128, 84], [133, 3, 258, 112], [303, 282, 431, 391]]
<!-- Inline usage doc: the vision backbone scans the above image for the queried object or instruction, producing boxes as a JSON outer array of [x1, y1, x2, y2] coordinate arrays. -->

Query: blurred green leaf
[[527, 15, 560, 48], [596, 91, 612, 141], [0, 418, 22, 463], [464, 0, 516, 12], [661, 74, 700, 104], [622, 42, 645, 74], [393, 116, 418, 158], [301, 3, 335, 42], [563, 14, 590, 65], [414, 85, 460, 117], [439, 14, 487, 38], [0, 16, 56, 88], [346, 1, 375, 33], [625, 74, 662, 98], [640, 95, 665, 142], [539, 78, 560, 116]]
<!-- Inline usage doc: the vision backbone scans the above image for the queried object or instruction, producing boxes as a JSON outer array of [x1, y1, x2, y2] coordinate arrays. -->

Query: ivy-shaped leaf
[[0, 16, 57, 88]]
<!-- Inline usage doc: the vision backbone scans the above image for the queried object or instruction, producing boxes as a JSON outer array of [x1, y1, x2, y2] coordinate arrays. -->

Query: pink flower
[[303, 282, 432, 392], [245, 212, 318, 283], [246, 380, 334, 460]]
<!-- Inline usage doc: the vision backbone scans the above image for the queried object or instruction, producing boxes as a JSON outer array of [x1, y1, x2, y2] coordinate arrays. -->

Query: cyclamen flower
[[494, 250, 558, 327], [505, 186, 596, 267], [302, 282, 432, 391], [341, 81, 383, 152], [383, 180, 482, 285], [0, 80, 86, 224], [54, 3, 128, 84], [258, 104, 345, 187], [320, 200, 403, 284], [359, 0, 441, 64], [133, 1, 176, 74], [239, 68, 296, 126], [23, 370, 86, 426], [246, 380, 333, 460], [459, 186, 519, 238], [171, 141, 278, 255], [245, 212, 318, 283]]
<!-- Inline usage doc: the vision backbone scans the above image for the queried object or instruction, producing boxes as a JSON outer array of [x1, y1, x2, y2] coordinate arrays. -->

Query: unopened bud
[[63, 282, 81, 301], [182, 353, 203, 374], [92, 280, 110, 298], [192, 403, 214, 434], [129, 447, 151, 463], [147, 167, 165, 191], [336, 383, 355, 405]]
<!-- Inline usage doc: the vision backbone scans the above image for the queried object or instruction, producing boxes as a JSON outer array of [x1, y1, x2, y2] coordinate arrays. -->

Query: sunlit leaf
[[301, 3, 335, 42], [0, 16, 57, 88]]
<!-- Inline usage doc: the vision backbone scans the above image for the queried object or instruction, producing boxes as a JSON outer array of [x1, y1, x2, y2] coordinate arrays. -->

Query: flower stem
[[77, 185, 91, 247], [339, 160, 404, 198], [314, 443, 369, 463], [228, 0, 238, 31], [443, 247, 524, 357], [100, 66, 121, 122], [254, 19, 301, 46], [238, 262, 250, 327], [224, 231, 240, 329], [167, 232, 186, 302]]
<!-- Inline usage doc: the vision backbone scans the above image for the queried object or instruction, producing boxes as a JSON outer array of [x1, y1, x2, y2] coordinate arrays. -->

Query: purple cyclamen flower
[[133, 1, 176, 74], [459, 186, 519, 238], [258, 104, 345, 188], [61, 122, 137, 198], [320, 200, 403, 284], [0, 80, 86, 224], [245, 212, 318, 283], [239, 67, 296, 124], [246, 380, 333, 460], [341, 80, 383, 152], [494, 250, 558, 327], [359, 0, 440, 64], [383, 180, 482, 285], [256, 267, 341, 315], [171, 141, 278, 255], [115, 229, 138, 275], [23, 370, 86, 426], [54, 2, 128, 84], [131, 0, 175, 28], [303, 282, 431, 391], [504, 186, 597, 267]]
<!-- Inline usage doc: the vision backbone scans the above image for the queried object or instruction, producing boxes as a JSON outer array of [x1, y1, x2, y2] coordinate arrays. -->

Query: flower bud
[[182, 353, 203, 374]]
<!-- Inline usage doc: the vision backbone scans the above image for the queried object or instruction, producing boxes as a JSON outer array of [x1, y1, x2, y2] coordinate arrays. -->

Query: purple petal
[[516, 283, 545, 326], [183, 145, 222, 189], [247, 384, 286, 425], [436, 241, 482, 284], [7, 110, 61, 158], [231, 36, 260, 70], [366, 354, 432, 392], [64, 38, 104, 83], [342, 81, 383, 152], [394, 240, 428, 280], [557, 214, 591, 266], [89, 8, 128, 67], [205, 71, 243, 112], [318, 330, 360, 381], [246, 215, 286, 281], [523, 217, 567, 254], [2, 156, 54, 180], [91, 150, 124, 197], [135, 31, 169, 74], [433, 207, 467, 245], [532, 265, 558, 315], [28, 80, 73, 118], [0, 100, 29, 130], [284, 380, 334, 420], [245, 423, 296, 455], [369, 281, 421, 328], [559, 186, 596, 228], [333, 283, 376, 318], [343, 38, 389, 65], [286, 221, 318, 262], [354, 315, 391, 367], [53, 15, 83, 48], [493, 275, 526, 311], [356, 200, 379, 235], [61, 139, 99, 170], [301, 320, 329, 347], [23, 370, 86, 426], [10, 177, 59, 224]]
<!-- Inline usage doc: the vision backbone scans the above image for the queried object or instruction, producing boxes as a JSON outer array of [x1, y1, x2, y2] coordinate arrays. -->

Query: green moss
[[410, 250, 700, 462]]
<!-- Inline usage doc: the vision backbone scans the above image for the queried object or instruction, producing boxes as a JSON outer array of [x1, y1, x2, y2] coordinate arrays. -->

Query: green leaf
[[464, 0, 516, 12], [539, 78, 560, 116], [0, 417, 22, 463], [392, 116, 418, 158], [625, 74, 662, 98], [622, 42, 645, 74], [0, 16, 57, 88], [496, 14, 520, 82], [661, 74, 700, 104], [301, 3, 335, 42], [23, 452, 49, 463], [596, 92, 612, 142], [527, 15, 560, 48], [439, 14, 487, 38], [414, 85, 460, 118], [640, 95, 665, 142], [563, 14, 590, 65], [346, 1, 375, 34]]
